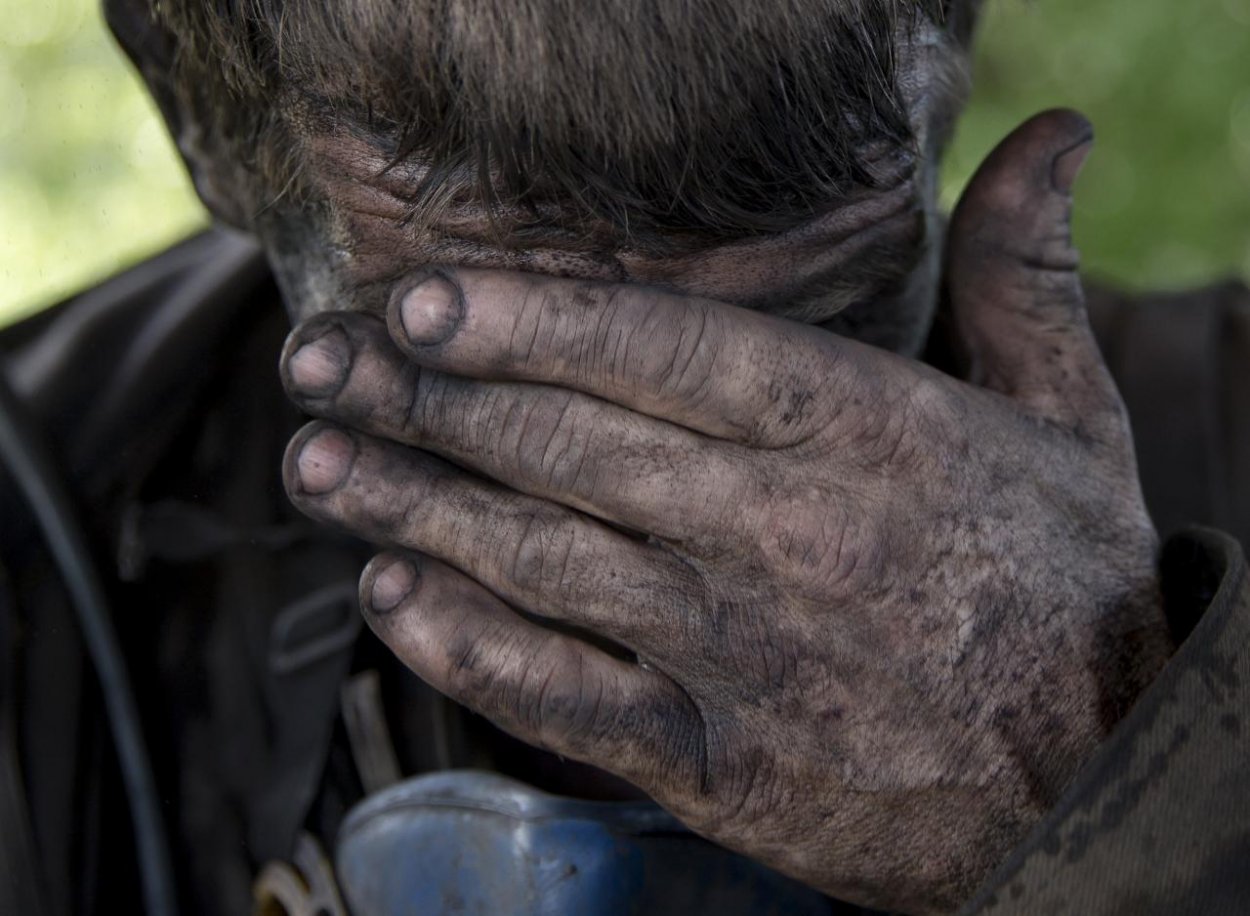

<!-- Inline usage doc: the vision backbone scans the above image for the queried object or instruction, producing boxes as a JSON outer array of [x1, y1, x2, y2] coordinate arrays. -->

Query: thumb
[[947, 109, 1120, 427]]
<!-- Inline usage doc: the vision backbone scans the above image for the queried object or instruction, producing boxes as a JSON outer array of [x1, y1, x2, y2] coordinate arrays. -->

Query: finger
[[281, 311, 746, 541], [359, 550, 704, 791], [947, 109, 1124, 430], [384, 268, 858, 448], [283, 422, 699, 652]]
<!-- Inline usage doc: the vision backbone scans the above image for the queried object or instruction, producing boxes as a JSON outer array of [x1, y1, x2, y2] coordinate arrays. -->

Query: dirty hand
[[279, 112, 1174, 913]]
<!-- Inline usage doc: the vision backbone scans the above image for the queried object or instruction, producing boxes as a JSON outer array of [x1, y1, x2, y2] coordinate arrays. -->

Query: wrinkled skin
[[279, 113, 1175, 913]]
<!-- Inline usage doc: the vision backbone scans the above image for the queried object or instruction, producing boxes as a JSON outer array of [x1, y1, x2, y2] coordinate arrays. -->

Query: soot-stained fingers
[[283, 310, 744, 542], [359, 549, 702, 789], [385, 268, 864, 448], [283, 421, 699, 655]]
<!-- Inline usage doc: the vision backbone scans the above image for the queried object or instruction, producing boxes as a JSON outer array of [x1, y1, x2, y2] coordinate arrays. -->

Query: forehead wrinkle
[[305, 129, 649, 253], [279, 20, 945, 328], [298, 112, 926, 322], [305, 119, 917, 240]]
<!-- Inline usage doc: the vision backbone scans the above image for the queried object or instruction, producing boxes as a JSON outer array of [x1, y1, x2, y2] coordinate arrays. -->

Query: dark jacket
[[1, 229, 1247, 915], [964, 284, 1250, 915]]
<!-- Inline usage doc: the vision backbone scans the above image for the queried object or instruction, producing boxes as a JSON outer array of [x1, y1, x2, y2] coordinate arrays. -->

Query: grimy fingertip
[[362, 553, 420, 616], [283, 422, 358, 498], [284, 324, 352, 400], [388, 270, 464, 348]]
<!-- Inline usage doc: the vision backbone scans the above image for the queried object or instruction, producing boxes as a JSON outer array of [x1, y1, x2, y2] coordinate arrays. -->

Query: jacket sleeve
[[961, 527, 1250, 915]]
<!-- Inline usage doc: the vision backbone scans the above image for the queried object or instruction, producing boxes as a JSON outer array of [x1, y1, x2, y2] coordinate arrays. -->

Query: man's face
[[113, 1, 970, 355], [283, 125, 939, 354]]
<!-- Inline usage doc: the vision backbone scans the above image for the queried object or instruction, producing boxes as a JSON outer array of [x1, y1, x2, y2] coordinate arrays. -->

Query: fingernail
[[398, 274, 463, 346], [287, 326, 350, 398], [1051, 138, 1094, 195], [369, 557, 418, 614], [295, 428, 355, 495]]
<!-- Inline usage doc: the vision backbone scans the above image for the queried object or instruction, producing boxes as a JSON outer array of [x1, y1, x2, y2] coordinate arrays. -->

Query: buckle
[[268, 582, 360, 676]]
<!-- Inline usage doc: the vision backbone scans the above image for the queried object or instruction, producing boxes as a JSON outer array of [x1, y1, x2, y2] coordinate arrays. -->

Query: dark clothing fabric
[[1, 229, 1248, 915], [965, 529, 1250, 914], [962, 528, 1250, 915], [0, 230, 372, 915], [959, 284, 1250, 914]]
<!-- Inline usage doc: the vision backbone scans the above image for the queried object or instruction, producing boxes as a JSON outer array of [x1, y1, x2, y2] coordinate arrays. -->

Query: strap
[[3, 229, 359, 911], [340, 671, 402, 795], [253, 834, 348, 916]]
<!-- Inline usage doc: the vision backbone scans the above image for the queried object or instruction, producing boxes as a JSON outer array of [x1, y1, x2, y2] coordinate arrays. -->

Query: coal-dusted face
[[273, 121, 938, 354], [108, 0, 973, 354]]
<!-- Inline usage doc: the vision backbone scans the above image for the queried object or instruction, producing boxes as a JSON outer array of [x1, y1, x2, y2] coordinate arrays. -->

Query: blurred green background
[[1, 0, 1248, 327]]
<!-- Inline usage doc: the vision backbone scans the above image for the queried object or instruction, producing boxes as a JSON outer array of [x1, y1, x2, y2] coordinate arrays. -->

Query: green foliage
[[944, 0, 1250, 291], [0, 0, 206, 327], [1, 0, 1247, 326]]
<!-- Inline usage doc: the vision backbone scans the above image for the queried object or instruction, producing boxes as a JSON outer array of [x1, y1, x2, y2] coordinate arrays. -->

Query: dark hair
[[121, 0, 974, 244]]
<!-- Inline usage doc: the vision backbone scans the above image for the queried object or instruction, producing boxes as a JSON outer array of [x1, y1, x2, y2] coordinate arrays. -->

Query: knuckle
[[597, 290, 717, 405], [969, 216, 1080, 279], [698, 742, 778, 834], [398, 363, 498, 463], [439, 615, 505, 699], [510, 278, 608, 380], [755, 487, 879, 595], [582, 283, 633, 385], [379, 460, 439, 543], [653, 695, 709, 799], [445, 624, 549, 736], [891, 376, 957, 468], [655, 302, 720, 404], [837, 375, 954, 475], [1011, 246, 1082, 294], [755, 336, 851, 448], [507, 509, 578, 597], [506, 276, 554, 369], [503, 392, 594, 493], [595, 285, 652, 395], [531, 657, 610, 753], [864, 406, 917, 474], [438, 381, 504, 460]]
